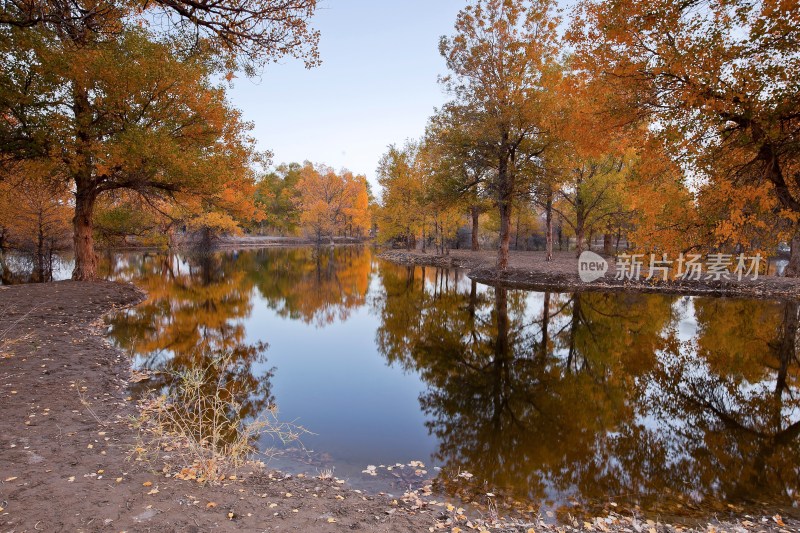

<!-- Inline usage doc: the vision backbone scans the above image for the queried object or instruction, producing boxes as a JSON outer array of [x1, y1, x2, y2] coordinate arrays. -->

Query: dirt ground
[[379, 249, 800, 299], [0, 281, 438, 532], [1, 280, 798, 532]]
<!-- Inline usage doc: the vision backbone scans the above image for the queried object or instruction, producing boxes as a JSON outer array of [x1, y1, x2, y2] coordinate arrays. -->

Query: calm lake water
[[98, 246, 800, 520]]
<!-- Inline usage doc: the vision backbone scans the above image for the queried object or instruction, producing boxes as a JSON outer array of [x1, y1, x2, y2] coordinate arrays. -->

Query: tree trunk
[[575, 208, 586, 257], [545, 188, 553, 261], [496, 139, 514, 271], [33, 210, 45, 283], [603, 233, 613, 255], [72, 185, 98, 280], [557, 222, 563, 251], [498, 198, 512, 270], [786, 234, 800, 277], [71, 81, 99, 281], [471, 206, 480, 251]]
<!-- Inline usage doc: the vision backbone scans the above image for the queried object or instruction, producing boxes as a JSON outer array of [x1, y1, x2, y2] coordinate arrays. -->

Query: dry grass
[[133, 351, 307, 484]]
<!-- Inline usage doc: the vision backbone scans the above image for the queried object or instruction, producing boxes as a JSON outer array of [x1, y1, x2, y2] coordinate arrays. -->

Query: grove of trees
[[376, 0, 800, 275]]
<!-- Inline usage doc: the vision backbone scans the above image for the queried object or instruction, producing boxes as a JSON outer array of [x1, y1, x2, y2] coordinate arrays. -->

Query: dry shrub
[[134, 351, 306, 483]]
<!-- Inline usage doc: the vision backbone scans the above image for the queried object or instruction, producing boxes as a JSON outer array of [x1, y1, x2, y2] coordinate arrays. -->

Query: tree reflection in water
[[104, 249, 800, 518], [106, 251, 272, 446], [105, 247, 375, 448], [374, 260, 800, 517]]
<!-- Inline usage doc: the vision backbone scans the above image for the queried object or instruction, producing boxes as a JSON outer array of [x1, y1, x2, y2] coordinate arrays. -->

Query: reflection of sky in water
[[244, 286, 437, 482]]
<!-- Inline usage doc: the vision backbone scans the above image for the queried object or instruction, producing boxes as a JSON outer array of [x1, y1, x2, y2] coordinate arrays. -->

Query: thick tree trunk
[[786, 234, 800, 277], [71, 81, 99, 281], [471, 206, 480, 251], [32, 211, 46, 283], [545, 188, 553, 261], [72, 186, 97, 280], [496, 139, 514, 270]]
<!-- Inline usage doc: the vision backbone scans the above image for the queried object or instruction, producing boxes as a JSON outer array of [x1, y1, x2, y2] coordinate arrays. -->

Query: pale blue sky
[[227, 0, 466, 190]]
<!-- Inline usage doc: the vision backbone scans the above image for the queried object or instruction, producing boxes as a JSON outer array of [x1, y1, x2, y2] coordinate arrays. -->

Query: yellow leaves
[[206, 502, 217, 508], [294, 163, 372, 240], [188, 211, 242, 235], [142, 481, 152, 487]]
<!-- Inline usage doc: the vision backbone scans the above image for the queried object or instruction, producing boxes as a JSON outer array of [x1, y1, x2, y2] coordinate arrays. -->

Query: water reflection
[[107, 252, 273, 441], [247, 247, 371, 326], [104, 247, 800, 518], [374, 262, 800, 516]]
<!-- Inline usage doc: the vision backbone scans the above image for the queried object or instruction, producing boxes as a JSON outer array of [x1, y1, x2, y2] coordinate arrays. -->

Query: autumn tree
[[0, 161, 71, 281], [376, 142, 425, 249], [424, 111, 493, 252], [551, 153, 629, 255], [0, 0, 319, 280], [255, 163, 303, 235], [0, 21, 263, 279], [295, 162, 371, 243], [438, 0, 560, 269], [341, 171, 372, 238], [570, 0, 800, 273]]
